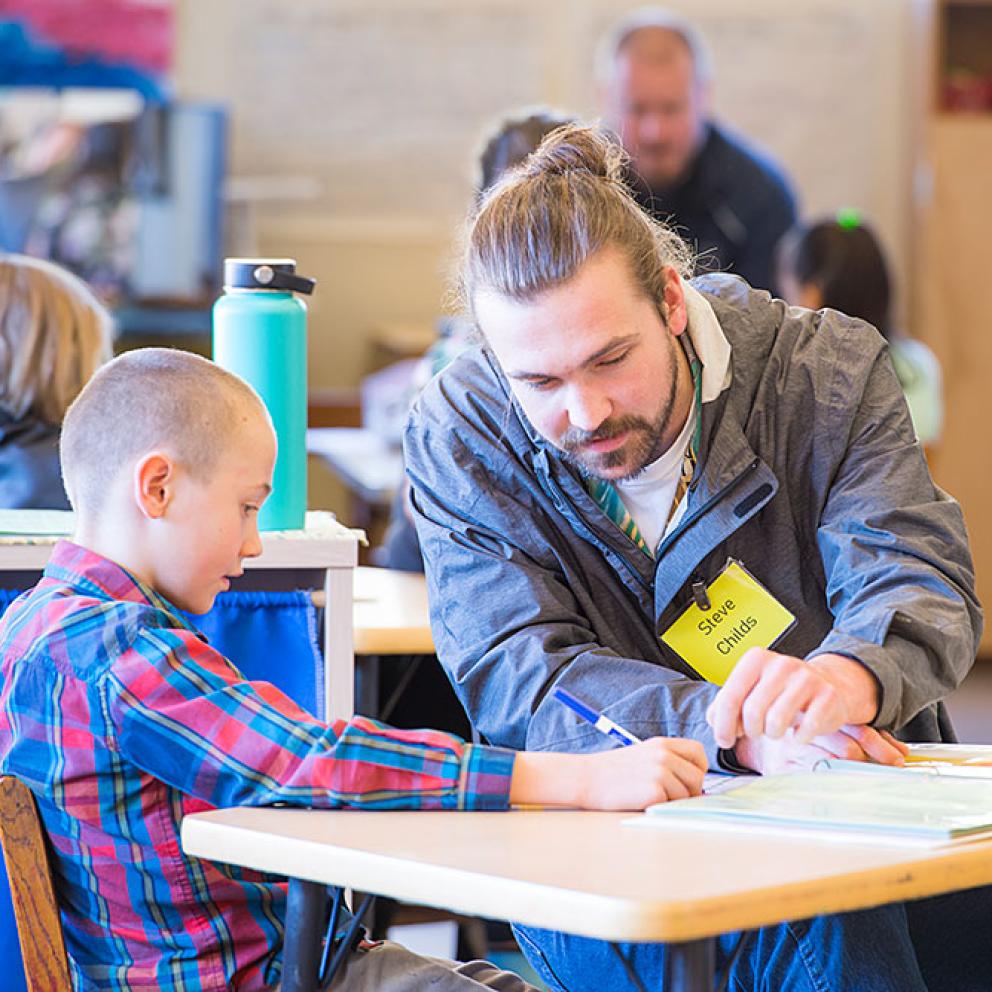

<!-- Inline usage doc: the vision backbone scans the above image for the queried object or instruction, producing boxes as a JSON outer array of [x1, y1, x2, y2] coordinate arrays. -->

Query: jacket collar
[[653, 412, 778, 616]]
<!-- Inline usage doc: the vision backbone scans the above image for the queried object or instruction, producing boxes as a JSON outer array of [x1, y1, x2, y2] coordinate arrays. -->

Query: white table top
[[353, 566, 432, 655], [0, 510, 360, 571], [307, 428, 403, 506], [181, 807, 992, 944]]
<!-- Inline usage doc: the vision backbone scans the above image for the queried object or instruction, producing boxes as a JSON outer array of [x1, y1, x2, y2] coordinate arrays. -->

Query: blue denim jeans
[[905, 886, 992, 992], [513, 890, 992, 992]]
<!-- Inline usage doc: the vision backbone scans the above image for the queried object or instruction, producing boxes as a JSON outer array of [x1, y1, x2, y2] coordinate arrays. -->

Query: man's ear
[[133, 452, 176, 520], [661, 267, 689, 337], [695, 78, 713, 120]]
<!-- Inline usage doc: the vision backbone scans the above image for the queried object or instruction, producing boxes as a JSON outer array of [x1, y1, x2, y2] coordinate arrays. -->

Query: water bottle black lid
[[223, 258, 316, 294]]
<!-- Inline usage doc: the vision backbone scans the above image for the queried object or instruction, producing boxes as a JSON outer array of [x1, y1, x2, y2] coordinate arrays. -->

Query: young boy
[[0, 349, 706, 991]]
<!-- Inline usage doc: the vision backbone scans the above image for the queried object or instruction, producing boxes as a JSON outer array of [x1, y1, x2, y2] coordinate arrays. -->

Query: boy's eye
[[243, 504, 260, 515]]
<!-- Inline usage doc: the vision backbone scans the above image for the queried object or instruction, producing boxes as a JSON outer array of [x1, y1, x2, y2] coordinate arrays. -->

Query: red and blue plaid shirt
[[0, 541, 515, 991]]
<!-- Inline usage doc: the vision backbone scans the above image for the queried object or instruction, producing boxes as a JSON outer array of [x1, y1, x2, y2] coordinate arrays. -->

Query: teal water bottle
[[213, 258, 316, 531]]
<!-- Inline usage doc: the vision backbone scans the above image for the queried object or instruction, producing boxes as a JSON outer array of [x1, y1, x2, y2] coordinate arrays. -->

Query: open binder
[[628, 753, 992, 848]]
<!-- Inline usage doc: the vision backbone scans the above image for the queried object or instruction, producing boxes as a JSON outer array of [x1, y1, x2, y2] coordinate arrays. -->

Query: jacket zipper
[[657, 457, 762, 559]]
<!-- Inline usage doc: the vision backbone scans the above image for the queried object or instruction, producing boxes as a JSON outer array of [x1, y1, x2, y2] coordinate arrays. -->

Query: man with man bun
[[404, 123, 991, 990]]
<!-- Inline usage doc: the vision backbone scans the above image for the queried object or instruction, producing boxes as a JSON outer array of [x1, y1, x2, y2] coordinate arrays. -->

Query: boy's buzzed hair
[[61, 348, 269, 515]]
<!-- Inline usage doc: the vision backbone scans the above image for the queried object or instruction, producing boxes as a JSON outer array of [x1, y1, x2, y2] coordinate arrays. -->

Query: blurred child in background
[[0, 254, 114, 508], [777, 212, 943, 450], [380, 107, 576, 572]]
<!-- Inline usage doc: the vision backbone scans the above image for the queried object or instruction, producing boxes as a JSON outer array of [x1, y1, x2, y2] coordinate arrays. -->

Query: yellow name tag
[[660, 560, 796, 685]]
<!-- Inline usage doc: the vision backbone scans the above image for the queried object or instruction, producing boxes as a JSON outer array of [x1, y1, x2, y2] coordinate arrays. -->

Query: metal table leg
[[664, 937, 716, 991], [354, 654, 380, 717], [282, 878, 327, 992]]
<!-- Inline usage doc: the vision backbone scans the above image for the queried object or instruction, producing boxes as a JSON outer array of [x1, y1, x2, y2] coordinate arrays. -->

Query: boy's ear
[[133, 452, 177, 520]]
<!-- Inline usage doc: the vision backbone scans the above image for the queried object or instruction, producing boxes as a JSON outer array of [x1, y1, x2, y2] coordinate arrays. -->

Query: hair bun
[[523, 123, 627, 183]]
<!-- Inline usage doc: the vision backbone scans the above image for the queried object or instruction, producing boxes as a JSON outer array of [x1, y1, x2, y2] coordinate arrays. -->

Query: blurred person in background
[[0, 253, 114, 508], [379, 106, 577, 573], [777, 211, 943, 452], [597, 6, 796, 293]]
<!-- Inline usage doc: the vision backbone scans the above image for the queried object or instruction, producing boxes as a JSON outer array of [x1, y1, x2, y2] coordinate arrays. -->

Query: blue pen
[[552, 687, 642, 746]]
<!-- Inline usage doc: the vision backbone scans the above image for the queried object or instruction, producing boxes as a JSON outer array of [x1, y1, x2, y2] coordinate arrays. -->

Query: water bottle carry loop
[[255, 265, 315, 295]]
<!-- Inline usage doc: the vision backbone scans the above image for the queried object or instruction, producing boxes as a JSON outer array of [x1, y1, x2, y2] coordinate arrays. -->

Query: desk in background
[[0, 511, 360, 722], [308, 428, 403, 555], [183, 807, 992, 992], [351, 566, 440, 728], [307, 429, 403, 511], [353, 566, 432, 656], [367, 320, 437, 370]]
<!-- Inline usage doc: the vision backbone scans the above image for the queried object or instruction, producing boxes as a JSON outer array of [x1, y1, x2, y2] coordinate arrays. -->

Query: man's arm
[[706, 333, 981, 758], [712, 135, 797, 294], [404, 392, 724, 767], [732, 178, 796, 294], [809, 345, 981, 727]]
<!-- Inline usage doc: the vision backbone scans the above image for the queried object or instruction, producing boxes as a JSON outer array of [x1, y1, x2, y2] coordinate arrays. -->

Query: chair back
[[0, 777, 72, 992]]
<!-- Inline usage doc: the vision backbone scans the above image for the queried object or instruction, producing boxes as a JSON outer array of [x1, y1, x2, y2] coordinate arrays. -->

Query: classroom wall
[[176, 0, 931, 390]]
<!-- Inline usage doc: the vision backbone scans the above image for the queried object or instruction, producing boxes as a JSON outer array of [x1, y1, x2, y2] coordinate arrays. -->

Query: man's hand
[[735, 724, 909, 774], [706, 648, 881, 749], [509, 737, 708, 811]]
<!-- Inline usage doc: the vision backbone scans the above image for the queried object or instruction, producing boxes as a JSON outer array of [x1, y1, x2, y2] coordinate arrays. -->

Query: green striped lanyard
[[585, 339, 703, 558]]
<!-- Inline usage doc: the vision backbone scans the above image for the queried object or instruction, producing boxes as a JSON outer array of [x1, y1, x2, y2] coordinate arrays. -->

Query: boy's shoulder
[[1, 578, 190, 685]]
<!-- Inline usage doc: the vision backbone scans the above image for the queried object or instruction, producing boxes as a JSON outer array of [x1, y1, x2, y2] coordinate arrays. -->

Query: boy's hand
[[509, 738, 707, 811], [734, 724, 908, 775], [706, 648, 880, 748], [577, 737, 708, 810]]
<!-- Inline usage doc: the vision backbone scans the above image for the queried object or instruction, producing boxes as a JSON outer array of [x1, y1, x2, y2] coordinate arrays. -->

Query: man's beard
[[558, 341, 683, 482]]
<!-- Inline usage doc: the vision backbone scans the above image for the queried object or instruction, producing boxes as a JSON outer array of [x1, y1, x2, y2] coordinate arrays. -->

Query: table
[[182, 807, 992, 991], [353, 566, 433, 656], [307, 428, 403, 556], [351, 565, 434, 722], [367, 320, 437, 366], [0, 510, 360, 722], [307, 428, 403, 510]]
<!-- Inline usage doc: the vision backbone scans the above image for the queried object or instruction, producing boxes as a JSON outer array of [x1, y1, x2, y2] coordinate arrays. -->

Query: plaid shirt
[[0, 541, 515, 991]]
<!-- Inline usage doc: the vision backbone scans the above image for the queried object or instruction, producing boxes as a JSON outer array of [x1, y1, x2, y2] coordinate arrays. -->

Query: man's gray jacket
[[404, 275, 980, 767]]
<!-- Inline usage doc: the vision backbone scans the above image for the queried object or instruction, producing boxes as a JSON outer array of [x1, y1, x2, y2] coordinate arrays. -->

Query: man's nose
[[566, 384, 611, 433], [636, 112, 667, 143]]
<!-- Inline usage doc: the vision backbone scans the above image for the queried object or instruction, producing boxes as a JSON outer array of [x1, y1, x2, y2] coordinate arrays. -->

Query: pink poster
[[0, 0, 173, 97]]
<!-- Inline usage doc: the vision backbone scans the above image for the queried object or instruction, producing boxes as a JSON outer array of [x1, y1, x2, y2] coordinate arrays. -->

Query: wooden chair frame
[[0, 776, 72, 992]]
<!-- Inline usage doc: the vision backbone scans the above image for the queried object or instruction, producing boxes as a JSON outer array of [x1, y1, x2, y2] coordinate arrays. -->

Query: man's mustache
[[560, 416, 651, 452]]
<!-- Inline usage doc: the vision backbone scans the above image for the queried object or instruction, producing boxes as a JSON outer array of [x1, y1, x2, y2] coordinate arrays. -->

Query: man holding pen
[[405, 123, 990, 990]]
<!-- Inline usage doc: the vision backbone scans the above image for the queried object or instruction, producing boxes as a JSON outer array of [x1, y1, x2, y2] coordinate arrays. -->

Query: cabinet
[[936, 0, 992, 111], [917, 1, 992, 655]]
